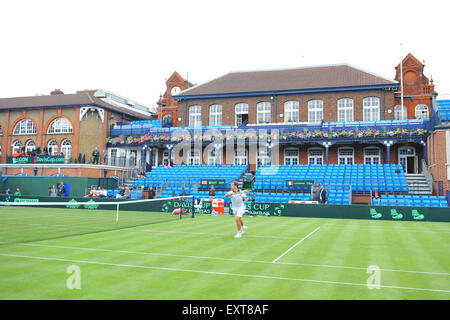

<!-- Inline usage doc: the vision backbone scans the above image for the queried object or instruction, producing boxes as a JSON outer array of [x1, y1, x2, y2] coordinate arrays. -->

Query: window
[[25, 140, 36, 154], [47, 117, 73, 134], [0, 125, 3, 136], [61, 139, 72, 160], [12, 140, 23, 154], [308, 148, 323, 165], [13, 119, 36, 135], [257, 102, 271, 124], [209, 104, 222, 126], [284, 101, 299, 123], [207, 148, 221, 165], [338, 147, 354, 165], [308, 100, 323, 124], [284, 148, 299, 165], [235, 103, 249, 126], [189, 105, 202, 127], [47, 139, 58, 156], [415, 104, 429, 119], [188, 149, 201, 165], [256, 149, 270, 167], [162, 150, 174, 166], [364, 148, 380, 165], [337, 98, 354, 122], [394, 105, 407, 120], [234, 148, 248, 165], [363, 97, 380, 121]]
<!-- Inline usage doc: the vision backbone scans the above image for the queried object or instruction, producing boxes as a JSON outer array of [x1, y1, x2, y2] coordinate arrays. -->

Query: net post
[[115, 203, 119, 224], [191, 196, 195, 218]]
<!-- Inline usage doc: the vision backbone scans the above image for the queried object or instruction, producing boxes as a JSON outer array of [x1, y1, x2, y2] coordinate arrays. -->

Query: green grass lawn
[[0, 206, 449, 299]]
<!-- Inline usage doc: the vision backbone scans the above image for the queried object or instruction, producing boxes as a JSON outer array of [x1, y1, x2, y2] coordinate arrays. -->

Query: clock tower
[[157, 71, 194, 127]]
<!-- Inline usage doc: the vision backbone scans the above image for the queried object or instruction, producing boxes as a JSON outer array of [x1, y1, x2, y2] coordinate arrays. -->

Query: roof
[[0, 90, 154, 119], [175, 64, 398, 99]]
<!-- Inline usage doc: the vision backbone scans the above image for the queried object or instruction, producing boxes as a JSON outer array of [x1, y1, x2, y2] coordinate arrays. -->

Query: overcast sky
[[1, 0, 449, 110]]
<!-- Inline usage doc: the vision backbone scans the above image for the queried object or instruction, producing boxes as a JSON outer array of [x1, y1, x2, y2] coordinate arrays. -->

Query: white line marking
[[0, 252, 449, 294], [272, 227, 320, 263], [2, 242, 448, 276]]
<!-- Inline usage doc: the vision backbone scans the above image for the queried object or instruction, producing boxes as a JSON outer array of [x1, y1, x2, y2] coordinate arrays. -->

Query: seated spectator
[[5, 188, 11, 195], [87, 186, 99, 198], [14, 188, 22, 196], [57, 182, 66, 197], [148, 186, 155, 199], [123, 187, 131, 198], [50, 185, 58, 197], [372, 188, 381, 205], [138, 170, 146, 178], [98, 187, 107, 198], [116, 186, 125, 198]]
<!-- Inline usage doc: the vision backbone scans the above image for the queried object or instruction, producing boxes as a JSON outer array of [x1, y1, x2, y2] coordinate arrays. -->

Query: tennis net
[[0, 196, 194, 244]]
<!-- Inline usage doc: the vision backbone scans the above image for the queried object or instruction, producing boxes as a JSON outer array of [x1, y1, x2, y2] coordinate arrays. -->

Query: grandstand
[[437, 99, 450, 123]]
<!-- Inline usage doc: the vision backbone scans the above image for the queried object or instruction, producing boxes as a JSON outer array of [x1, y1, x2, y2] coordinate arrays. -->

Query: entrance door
[[398, 146, 417, 174]]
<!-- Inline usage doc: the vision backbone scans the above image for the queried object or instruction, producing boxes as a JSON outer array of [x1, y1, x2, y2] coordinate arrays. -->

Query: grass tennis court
[[0, 206, 449, 299]]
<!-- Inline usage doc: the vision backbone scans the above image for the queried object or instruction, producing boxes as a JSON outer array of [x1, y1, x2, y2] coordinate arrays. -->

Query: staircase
[[406, 173, 433, 195]]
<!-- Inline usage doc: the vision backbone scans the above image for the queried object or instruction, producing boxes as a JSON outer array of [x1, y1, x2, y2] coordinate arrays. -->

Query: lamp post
[[383, 140, 394, 164], [167, 144, 174, 167], [322, 141, 332, 165]]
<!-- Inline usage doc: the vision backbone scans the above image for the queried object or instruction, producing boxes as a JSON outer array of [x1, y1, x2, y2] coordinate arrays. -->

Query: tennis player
[[225, 181, 250, 238]]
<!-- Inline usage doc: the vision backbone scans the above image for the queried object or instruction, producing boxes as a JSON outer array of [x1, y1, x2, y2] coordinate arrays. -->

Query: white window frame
[[25, 140, 36, 154], [209, 104, 222, 126], [284, 101, 299, 123], [47, 139, 58, 156], [415, 104, 429, 120], [235, 103, 248, 126], [47, 117, 73, 134], [188, 149, 201, 165], [13, 119, 37, 135], [308, 99, 323, 124], [338, 147, 354, 165], [363, 97, 380, 121], [394, 105, 407, 120], [12, 140, 23, 154], [308, 148, 323, 165], [234, 148, 248, 165], [256, 148, 270, 167], [284, 148, 299, 165], [61, 139, 72, 160], [162, 150, 174, 166], [189, 105, 202, 127], [207, 148, 221, 165], [364, 147, 381, 165], [337, 98, 354, 122], [257, 102, 271, 124]]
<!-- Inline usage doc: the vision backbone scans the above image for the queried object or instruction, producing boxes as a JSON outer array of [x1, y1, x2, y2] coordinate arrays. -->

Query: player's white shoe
[[241, 226, 248, 234], [234, 232, 242, 238]]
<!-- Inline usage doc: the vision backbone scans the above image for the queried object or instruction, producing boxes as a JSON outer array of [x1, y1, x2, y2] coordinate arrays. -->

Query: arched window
[[189, 105, 202, 127], [25, 140, 36, 154], [47, 117, 73, 134], [47, 139, 58, 156], [235, 103, 248, 126], [363, 97, 380, 121], [162, 114, 172, 127], [394, 105, 407, 120], [337, 98, 354, 122], [13, 119, 36, 135], [11, 140, 23, 154], [257, 102, 271, 124], [415, 104, 429, 119], [61, 139, 72, 160], [308, 100, 323, 124], [284, 101, 299, 123], [209, 104, 222, 126]]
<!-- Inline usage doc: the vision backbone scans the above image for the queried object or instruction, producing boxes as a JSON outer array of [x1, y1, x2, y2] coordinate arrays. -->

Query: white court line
[[0, 252, 449, 294], [2, 241, 448, 276], [272, 227, 320, 263]]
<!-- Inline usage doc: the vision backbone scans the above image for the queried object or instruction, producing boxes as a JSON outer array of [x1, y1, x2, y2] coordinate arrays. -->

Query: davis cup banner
[[7, 155, 65, 164]]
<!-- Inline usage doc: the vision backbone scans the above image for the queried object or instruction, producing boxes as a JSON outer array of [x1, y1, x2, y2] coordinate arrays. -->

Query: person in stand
[[49, 185, 58, 197], [123, 187, 131, 199], [319, 185, 327, 204], [57, 181, 66, 197], [209, 185, 216, 199], [92, 147, 100, 165], [14, 188, 22, 196], [5, 188, 11, 195], [148, 186, 156, 199], [116, 186, 125, 198], [372, 187, 382, 205], [102, 150, 107, 165]]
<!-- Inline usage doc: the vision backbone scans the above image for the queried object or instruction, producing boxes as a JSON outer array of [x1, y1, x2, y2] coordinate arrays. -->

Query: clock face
[[171, 86, 180, 96]]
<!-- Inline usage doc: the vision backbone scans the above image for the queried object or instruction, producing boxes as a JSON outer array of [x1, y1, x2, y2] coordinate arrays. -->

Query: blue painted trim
[[174, 84, 399, 101]]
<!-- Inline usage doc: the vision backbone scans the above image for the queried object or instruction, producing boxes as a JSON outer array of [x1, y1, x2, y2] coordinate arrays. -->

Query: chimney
[[50, 89, 64, 95]]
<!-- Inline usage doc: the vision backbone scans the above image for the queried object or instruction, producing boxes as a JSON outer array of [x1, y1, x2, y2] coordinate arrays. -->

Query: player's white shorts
[[234, 207, 246, 217]]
